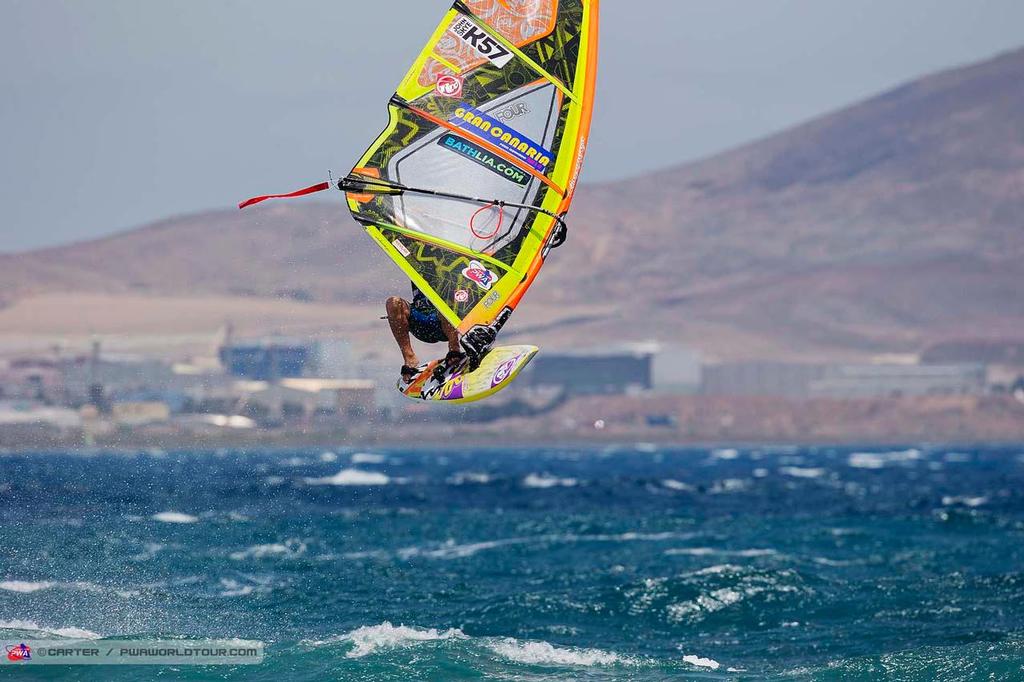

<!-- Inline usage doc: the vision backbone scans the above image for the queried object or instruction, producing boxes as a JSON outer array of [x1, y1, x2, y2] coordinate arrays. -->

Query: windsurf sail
[[242, 0, 599, 337]]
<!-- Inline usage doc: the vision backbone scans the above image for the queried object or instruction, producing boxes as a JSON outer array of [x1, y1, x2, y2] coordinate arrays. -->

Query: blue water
[[1, 444, 1024, 680]]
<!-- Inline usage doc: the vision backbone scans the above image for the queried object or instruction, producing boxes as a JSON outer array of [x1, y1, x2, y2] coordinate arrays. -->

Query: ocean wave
[[130, 542, 166, 562], [779, 466, 827, 479], [625, 565, 805, 625], [711, 448, 740, 460], [682, 654, 721, 670], [230, 538, 307, 560], [310, 622, 466, 658], [848, 448, 922, 469], [0, 580, 138, 598], [665, 548, 779, 558], [218, 576, 274, 598], [709, 478, 750, 494], [446, 471, 495, 485], [0, 619, 102, 639], [661, 479, 696, 492], [350, 452, 387, 465], [941, 495, 989, 508], [361, 530, 696, 562], [305, 468, 390, 486], [398, 538, 524, 560], [488, 637, 634, 667], [523, 473, 578, 488], [0, 580, 54, 593], [151, 511, 199, 524]]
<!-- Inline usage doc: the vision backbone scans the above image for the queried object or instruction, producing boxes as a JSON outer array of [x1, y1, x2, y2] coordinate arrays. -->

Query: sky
[[2, 0, 1023, 253]]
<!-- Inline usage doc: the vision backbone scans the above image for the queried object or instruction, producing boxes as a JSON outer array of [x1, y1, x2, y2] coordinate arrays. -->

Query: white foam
[[339, 622, 466, 658], [351, 452, 387, 465], [489, 638, 626, 666], [849, 449, 922, 469], [230, 539, 307, 560], [218, 579, 254, 597], [0, 619, 101, 639], [447, 472, 494, 485], [941, 495, 989, 508], [683, 654, 721, 670], [711, 448, 740, 460], [399, 538, 519, 560], [665, 548, 777, 558], [305, 468, 390, 486], [780, 466, 827, 479], [0, 580, 54, 593], [319, 451, 339, 462], [944, 452, 972, 463], [847, 453, 885, 469], [710, 478, 749, 494], [523, 473, 577, 489], [152, 511, 199, 524], [665, 547, 716, 556], [662, 479, 695, 492], [131, 542, 165, 561]]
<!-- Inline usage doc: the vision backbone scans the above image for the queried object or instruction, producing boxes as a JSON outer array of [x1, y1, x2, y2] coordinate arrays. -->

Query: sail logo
[[494, 102, 529, 122], [438, 133, 529, 186], [451, 17, 513, 68], [462, 260, 498, 291], [435, 74, 463, 98], [6, 643, 31, 662], [450, 105, 552, 172]]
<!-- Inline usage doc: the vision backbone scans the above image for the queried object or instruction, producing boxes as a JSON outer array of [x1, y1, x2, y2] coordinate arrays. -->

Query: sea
[[1, 444, 1023, 680]]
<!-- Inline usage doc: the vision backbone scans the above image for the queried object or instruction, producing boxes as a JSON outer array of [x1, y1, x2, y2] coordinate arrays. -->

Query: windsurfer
[[387, 284, 464, 382]]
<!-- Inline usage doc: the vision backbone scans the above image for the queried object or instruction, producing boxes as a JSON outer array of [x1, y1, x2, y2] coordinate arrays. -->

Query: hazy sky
[[2, 0, 1022, 253]]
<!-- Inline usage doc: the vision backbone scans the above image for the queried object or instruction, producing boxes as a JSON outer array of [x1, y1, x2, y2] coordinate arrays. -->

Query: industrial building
[[701, 361, 987, 399], [219, 338, 315, 380], [808, 364, 986, 398], [525, 345, 655, 395]]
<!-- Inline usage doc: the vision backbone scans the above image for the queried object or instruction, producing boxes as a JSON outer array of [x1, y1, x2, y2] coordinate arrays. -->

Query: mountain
[[3, 47, 1023, 361]]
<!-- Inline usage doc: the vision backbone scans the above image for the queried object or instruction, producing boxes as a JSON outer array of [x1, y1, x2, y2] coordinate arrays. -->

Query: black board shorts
[[409, 305, 447, 344]]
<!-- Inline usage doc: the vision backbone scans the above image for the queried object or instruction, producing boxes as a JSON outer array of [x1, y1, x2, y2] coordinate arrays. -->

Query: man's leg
[[386, 297, 419, 368], [440, 317, 461, 355]]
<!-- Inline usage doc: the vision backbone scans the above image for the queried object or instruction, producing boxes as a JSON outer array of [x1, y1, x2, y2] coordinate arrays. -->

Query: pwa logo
[[6, 643, 31, 662], [435, 74, 463, 98], [462, 260, 498, 291]]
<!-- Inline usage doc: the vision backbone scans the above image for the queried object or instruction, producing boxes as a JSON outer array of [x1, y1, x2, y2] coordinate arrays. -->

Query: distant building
[[701, 361, 987, 399], [111, 402, 172, 427], [525, 346, 654, 395], [701, 362, 826, 398], [0, 401, 82, 431], [219, 339, 315, 380], [809, 364, 986, 398]]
